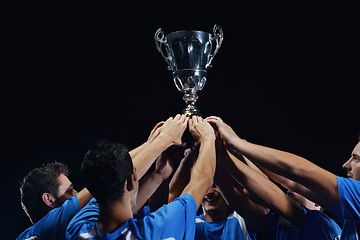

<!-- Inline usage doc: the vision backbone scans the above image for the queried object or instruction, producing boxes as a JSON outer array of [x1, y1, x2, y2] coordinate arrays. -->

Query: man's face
[[342, 141, 360, 181], [55, 173, 78, 206], [201, 186, 228, 214]]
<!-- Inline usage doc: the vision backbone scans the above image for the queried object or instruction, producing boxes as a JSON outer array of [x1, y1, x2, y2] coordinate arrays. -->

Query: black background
[[2, 2, 359, 238]]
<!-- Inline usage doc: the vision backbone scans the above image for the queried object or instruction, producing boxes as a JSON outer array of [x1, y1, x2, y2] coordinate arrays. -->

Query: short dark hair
[[20, 161, 70, 224], [81, 139, 132, 206]]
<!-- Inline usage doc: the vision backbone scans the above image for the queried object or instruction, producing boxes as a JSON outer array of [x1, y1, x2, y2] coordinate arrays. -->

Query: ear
[[42, 192, 57, 208], [126, 174, 135, 192]]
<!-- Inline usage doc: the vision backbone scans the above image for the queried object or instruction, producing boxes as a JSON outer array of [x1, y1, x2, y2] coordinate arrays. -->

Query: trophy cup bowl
[[155, 24, 223, 116]]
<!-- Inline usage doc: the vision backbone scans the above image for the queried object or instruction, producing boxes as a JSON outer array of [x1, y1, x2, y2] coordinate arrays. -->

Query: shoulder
[[61, 195, 82, 211], [17, 204, 79, 240], [337, 176, 360, 191], [336, 177, 360, 219], [303, 209, 339, 226], [66, 198, 100, 238], [302, 209, 341, 239], [66, 221, 97, 240], [143, 194, 197, 225], [176, 193, 197, 206], [68, 198, 99, 225], [16, 225, 36, 240]]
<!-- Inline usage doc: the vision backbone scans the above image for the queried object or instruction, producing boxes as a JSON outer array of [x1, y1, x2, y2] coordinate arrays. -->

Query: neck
[[203, 208, 229, 222]]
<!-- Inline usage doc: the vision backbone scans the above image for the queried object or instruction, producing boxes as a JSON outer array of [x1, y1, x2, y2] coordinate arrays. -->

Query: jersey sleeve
[[17, 195, 81, 240], [140, 193, 197, 240], [336, 176, 360, 221], [66, 198, 99, 240]]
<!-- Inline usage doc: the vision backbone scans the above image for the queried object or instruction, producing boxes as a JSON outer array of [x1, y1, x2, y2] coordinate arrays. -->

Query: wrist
[[152, 171, 167, 183]]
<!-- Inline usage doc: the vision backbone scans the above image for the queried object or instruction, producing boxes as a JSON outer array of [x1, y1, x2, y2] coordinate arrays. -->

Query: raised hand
[[158, 114, 189, 146], [205, 116, 238, 144], [188, 116, 215, 144], [147, 121, 165, 143], [155, 144, 189, 180]]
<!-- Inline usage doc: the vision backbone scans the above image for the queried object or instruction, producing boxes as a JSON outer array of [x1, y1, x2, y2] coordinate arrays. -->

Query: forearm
[[76, 188, 93, 208], [223, 153, 285, 209], [228, 138, 315, 181], [218, 183, 269, 235], [216, 164, 269, 234], [226, 135, 341, 214], [148, 178, 169, 212], [168, 159, 192, 203], [132, 136, 173, 179], [182, 139, 216, 207], [225, 155, 306, 225], [193, 140, 216, 184], [133, 171, 164, 213], [231, 139, 338, 199], [129, 141, 150, 159]]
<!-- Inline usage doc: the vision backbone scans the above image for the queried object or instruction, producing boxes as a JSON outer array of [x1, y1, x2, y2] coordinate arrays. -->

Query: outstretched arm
[[132, 114, 188, 180], [129, 121, 164, 159], [168, 146, 197, 203], [145, 144, 189, 212], [215, 163, 269, 235], [216, 138, 305, 227], [181, 116, 216, 208], [250, 159, 323, 209], [206, 116, 339, 212]]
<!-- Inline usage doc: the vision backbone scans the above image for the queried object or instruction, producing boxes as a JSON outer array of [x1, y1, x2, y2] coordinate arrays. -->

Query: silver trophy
[[154, 24, 223, 116]]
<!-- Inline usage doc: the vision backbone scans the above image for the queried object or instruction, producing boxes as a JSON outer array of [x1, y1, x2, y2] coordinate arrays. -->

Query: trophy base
[[182, 107, 201, 117], [181, 106, 202, 143]]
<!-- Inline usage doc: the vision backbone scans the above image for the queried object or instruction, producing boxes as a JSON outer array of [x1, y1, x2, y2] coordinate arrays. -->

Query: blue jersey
[[332, 176, 360, 240], [17, 195, 81, 240], [266, 206, 341, 240], [66, 194, 198, 240], [195, 210, 258, 240], [301, 207, 341, 240], [266, 209, 301, 240]]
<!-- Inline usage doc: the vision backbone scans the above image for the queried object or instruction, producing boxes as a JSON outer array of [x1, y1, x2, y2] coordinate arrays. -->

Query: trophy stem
[[182, 93, 201, 116]]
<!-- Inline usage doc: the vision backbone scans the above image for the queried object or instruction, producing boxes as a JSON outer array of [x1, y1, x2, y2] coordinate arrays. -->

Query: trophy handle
[[206, 24, 224, 69], [154, 28, 172, 71]]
